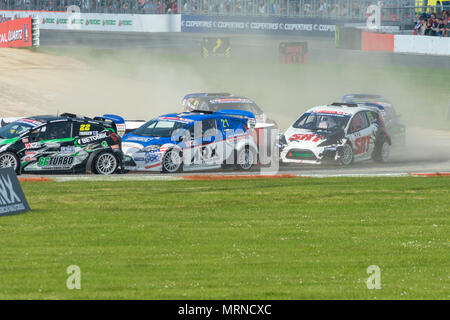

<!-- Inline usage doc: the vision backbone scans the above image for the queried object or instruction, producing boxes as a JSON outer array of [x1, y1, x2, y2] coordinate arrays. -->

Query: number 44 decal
[[354, 136, 371, 155]]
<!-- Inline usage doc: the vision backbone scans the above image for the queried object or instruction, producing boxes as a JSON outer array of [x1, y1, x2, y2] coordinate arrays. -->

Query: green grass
[[0, 177, 448, 299]]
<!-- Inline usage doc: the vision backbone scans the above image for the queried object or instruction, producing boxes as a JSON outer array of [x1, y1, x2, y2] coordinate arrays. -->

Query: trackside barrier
[[0, 11, 181, 33], [0, 17, 33, 48], [394, 35, 450, 56], [361, 32, 394, 52], [349, 30, 450, 56]]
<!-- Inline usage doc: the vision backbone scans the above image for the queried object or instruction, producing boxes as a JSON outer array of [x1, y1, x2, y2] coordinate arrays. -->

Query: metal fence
[[0, 0, 449, 20]]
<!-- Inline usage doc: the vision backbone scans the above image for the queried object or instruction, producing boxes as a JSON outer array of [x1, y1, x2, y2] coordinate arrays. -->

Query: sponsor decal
[[127, 137, 152, 143], [354, 136, 371, 155], [145, 151, 161, 163], [289, 133, 323, 143], [0, 168, 30, 216], [78, 132, 107, 145], [79, 131, 99, 136], [38, 156, 74, 168], [210, 98, 252, 104], [60, 146, 76, 155], [116, 124, 126, 137], [103, 20, 116, 26], [25, 142, 41, 149], [19, 118, 44, 127], [159, 116, 193, 124]]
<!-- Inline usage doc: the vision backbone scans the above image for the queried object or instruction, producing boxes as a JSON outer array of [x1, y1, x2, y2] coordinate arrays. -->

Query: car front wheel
[[162, 149, 183, 173], [0, 152, 19, 174], [339, 143, 354, 166]]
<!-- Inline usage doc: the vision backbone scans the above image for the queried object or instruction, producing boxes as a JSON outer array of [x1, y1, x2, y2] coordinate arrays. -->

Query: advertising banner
[[0, 17, 32, 48], [182, 15, 340, 36], [0, 168, 30, 217], [0, 11, 181, 33]]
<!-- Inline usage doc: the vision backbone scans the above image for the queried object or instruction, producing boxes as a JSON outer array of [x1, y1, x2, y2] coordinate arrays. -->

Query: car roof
[[190, 95, 255, 104], [342, 94, 390, 103], [25, 114, 111, 126], [159, 112, 233, 121], [306, 103, 377, 116]]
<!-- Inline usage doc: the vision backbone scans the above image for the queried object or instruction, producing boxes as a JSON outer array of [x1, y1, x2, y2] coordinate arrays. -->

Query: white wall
[[0, 11, 181, 33], [394, 35, 450, 56]]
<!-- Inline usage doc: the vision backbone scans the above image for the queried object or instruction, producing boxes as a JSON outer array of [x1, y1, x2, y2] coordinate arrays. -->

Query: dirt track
[[0, 48, 88, 117]]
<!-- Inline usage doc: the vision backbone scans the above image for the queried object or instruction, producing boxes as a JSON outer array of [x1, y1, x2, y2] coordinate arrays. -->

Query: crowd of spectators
[[414, 10, 449, 36], [0, 0, 415, 20], [0, 0, 178, 14]]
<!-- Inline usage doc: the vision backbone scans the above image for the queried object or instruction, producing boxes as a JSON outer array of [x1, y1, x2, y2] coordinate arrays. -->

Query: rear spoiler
[[182, 92, 232, 101], [0, 117, 21, 127]]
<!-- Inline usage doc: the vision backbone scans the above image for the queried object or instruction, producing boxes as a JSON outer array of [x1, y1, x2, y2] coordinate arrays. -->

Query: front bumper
[[280, 146, 340, 164], [123, 150, 163, 171]]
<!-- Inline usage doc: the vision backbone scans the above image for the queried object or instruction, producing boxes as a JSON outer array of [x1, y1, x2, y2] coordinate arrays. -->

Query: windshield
[[0, 121, 35, 139], [293, 113, 350, 132], [133, 119, 189, 138]]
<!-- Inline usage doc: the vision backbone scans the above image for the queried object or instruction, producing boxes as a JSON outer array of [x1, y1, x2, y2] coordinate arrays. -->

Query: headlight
[[141, 145, 160, 152]]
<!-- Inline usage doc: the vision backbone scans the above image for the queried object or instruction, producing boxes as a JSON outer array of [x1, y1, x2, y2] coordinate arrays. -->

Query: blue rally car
[[121, 110, 258, 173]]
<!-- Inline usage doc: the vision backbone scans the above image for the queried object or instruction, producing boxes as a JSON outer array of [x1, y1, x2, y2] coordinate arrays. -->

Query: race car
[[341, 94, 405, 146], [182, 93, 278, 128], [0, 113, 124, 175], [279, 103, 391, 166], [1, 114, 143, 138], [122, 110, 259, 173]]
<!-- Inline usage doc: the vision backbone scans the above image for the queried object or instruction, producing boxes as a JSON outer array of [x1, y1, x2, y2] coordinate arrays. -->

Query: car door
[[28, 121, 76, 171], [199, 118, 222, 167], [348, 112, 376, 161]]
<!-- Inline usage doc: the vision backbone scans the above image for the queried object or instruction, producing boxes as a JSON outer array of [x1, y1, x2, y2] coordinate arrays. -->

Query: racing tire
[[235, 146, 256, 171], [339, 143, 354, 166], [93, 151, 118, 175], [372, 138, 390, 163], [162, 149, 183, 173], [0, 152, 20, 175]]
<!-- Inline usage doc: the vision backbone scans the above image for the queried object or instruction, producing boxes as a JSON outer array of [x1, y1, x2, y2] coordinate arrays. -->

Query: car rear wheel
[[339, 143, 354, 166], [162, 149, 183, 173], [94, 152, 118, 175], [236, 147, 255, 171], [0, 152, 19, 174]]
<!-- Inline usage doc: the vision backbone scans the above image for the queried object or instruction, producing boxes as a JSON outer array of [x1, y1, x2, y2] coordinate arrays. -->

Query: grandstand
[[0, 0, 448, 21]]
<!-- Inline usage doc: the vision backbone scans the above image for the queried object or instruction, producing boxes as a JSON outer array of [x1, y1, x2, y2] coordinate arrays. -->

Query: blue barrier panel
[[181, 15, 361, 37]]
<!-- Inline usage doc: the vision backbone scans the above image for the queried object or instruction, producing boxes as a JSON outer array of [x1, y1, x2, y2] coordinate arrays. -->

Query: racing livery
[[122, 110, 258, 173], [182, 93, 277, 128], [280, 103, 392, 166], [342, 94, 406, 145], [0, 113, 124, 175]]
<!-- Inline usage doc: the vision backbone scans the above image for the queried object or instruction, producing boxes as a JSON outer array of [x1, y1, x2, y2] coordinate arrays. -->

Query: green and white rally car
[[0, 113, 124, 175]]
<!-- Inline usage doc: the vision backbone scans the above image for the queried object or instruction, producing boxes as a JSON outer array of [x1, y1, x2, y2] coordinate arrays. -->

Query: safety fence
[[1, 0, 449, 20]]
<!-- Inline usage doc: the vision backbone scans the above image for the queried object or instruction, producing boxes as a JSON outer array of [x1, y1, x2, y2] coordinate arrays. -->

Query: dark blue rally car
[[121, 110, 259, 173]]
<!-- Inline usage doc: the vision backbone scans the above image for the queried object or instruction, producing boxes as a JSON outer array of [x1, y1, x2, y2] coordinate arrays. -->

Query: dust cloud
[[0, 39, 449, 164]]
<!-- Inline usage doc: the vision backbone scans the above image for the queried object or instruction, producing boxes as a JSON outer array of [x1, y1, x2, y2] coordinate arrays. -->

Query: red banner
[[0, 17, 32, 48]]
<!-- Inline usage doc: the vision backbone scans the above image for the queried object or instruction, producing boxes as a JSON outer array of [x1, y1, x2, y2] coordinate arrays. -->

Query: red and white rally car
[[279, 103, 392, 166]]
